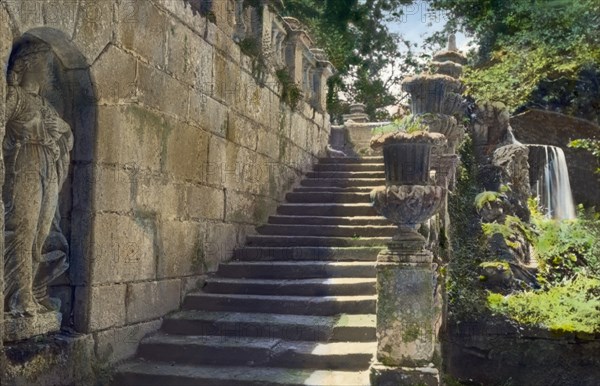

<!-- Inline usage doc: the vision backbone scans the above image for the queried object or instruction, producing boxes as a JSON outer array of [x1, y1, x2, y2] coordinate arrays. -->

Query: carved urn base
[[370, 185, 445, 252]]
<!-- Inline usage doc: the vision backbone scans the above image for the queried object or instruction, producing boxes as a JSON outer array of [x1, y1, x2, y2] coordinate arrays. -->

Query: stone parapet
[[0, 0, 335, 383]]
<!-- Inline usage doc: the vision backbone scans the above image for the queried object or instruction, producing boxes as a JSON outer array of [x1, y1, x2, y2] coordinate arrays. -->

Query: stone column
[[309, 48, 334, 112], [283, 17, 313, 86], [369, 192, 444, 386]]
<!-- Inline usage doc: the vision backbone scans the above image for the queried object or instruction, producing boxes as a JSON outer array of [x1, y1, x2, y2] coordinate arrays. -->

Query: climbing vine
[[275, 68, 303, 110]]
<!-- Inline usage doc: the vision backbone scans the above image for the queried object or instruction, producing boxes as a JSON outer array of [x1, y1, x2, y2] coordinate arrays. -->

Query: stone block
[[186, 184, 225, 220], [256, 128, 280, 160], [165, 122, 210, 182], [158, 220, 206, 278], [213, 53, 228, 102], [376, 261, 436, 367], [188, 92, 228, 137], [117, 0, 167, 67], [206, 134, 227, 186], [126, 280, 181, 324], [223, 144, 258, 193], [136, 177, 185, 220], [204, 223, 240, 270], [167, 21, 214, 87], [87, 284, 127, 331], [96, 105, 163, 171], [4, 311, 61, 342], [223, 59, 243, 106], [93, 164, 133, 212], [211, 0, 236, 38], [180, 275, 206, 302], [90, 44, 137, 105], [73, 0, 114, 63], [152, 0, 207, 37], [370, 364, 439, 386], [226, 191, 275, 224], [227, 112, 258, 150], [94, 319, 162, 364], [3, 334, 95, 386], [90, 213, 156, 285], [138, 63, 190, 119], [4, 1, 77, 41]]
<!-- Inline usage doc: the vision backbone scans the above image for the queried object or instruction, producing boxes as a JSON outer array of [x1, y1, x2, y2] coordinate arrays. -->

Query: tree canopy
[[429, 0, 600, 123], [282, 0, 419, 122]]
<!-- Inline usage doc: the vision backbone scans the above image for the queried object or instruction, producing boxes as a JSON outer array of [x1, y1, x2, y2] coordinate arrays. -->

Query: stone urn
[[370, 131, 447, 185], [371, 185, 445, 251], [419, 114, 464, 154], [401, 74, 462, 114]]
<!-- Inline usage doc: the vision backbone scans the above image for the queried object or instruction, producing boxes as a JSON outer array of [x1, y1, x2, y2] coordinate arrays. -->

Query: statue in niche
[[3, 41, 73, 316]]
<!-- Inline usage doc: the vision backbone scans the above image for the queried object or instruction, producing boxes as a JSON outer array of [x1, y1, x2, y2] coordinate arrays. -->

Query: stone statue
[[3, 41, 73, 317]]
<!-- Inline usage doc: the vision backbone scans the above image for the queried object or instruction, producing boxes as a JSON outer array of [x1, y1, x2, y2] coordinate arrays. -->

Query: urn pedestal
[[370, 185, 445, 385]]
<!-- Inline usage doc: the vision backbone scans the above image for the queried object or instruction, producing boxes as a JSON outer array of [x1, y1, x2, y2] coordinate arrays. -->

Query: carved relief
[[3, 41, 73, 317]]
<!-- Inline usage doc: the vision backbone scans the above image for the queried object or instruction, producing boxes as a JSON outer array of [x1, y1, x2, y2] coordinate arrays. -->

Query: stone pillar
[[369, 186, 445, 386], [311, 48, 335, 112], [283, 17, 313, 86], [371, 245, 440, 385]]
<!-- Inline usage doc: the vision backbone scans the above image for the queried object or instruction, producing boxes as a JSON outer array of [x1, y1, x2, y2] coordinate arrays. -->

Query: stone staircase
[[112, 157, 391, 386]]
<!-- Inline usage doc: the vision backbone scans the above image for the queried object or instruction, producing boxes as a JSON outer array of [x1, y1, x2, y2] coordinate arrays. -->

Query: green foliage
[[569, 138, 600, 173], [529, 200, 600, 285], [431, 0, 600, 123], [447, 135, 490, 318], [474, 190, 502, 210], [283, 0, 418, 121], [371, 115, 429, 136], [487, 276, 600, 334], [275, 68, 304, 110], [462, 42, 600, 116], [481, 215, 535, 250]]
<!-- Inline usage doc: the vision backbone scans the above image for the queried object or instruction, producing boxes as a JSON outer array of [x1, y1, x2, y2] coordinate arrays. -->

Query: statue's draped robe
[[3, 85, 73, 314]]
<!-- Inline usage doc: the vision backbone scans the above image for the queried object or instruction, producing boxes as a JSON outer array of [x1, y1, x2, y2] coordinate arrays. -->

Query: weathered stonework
[[1, 0, 333, 383]]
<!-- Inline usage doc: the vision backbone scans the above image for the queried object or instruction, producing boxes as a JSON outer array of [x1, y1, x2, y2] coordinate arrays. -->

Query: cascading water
[[527, 144, 576, 219]]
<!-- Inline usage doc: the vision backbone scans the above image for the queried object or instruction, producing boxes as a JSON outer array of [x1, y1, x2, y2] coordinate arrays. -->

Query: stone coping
[[370, 131, 447, 149]]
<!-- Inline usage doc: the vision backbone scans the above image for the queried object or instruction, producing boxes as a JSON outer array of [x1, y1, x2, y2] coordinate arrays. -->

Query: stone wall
[[511, 109, 600, 208], [0, 1, 332, 384], [444, 318, 600, 386]]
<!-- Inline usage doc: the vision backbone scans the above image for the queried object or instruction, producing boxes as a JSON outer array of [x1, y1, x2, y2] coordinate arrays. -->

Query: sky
[[388, 0, 471, 52]]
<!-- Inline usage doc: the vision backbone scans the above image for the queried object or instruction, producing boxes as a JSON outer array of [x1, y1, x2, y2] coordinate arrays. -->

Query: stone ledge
[[370, 363, 439, 386], [4, 311, 62, 342]]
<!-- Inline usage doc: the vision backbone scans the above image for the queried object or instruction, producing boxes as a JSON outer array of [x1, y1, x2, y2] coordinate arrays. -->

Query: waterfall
[[527, 145, 576, 220]]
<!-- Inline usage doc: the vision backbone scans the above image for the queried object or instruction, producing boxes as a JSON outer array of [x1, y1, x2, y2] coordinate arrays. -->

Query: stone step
[[256, 224, 396, 237], [276, 203, 378, 217], [293, 186, 381, 193], [306, 171, 385, 179], [113, 361, 371, 386], [318, 156, 383, 164], [268, 215, 389, 226], [204, 277, 377, 296], [233, 246, 381, 261], [183, 293, 377, 315], [301, 178, 386, 188], [136, 334, 376, 370], [313, 163, 383, 172], [162, 311, 376, 342], [245, 235, 388, 247], [216, 261, 377, 279], [285, 191, 372, 203]]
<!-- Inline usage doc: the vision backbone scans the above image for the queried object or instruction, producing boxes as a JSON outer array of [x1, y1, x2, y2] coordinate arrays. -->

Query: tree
[[282, 0, 419, 122], [428, 0, 600, 123]]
